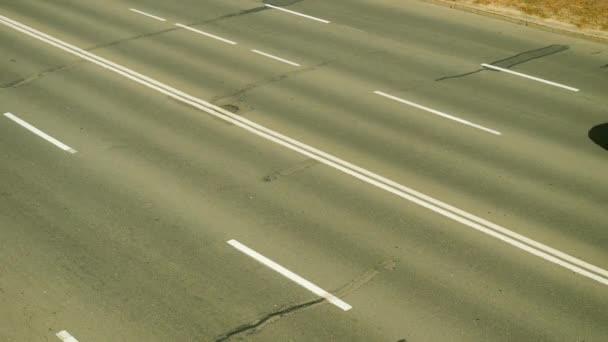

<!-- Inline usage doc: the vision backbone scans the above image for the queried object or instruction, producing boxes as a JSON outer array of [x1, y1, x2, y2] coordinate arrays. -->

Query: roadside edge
[[417, 0, 608, 44]]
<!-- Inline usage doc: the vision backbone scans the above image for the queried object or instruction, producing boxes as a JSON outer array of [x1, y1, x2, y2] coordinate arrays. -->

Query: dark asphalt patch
[[219, 104, 240, 114], [491, 44, 569, 69]]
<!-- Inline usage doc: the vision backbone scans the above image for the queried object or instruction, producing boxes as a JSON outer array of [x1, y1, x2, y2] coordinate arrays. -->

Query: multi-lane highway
[[1, 1, 607, 341]]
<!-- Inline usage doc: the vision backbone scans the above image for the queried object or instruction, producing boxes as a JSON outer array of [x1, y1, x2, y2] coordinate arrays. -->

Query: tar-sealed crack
[[181, 5, 268, 31], [333, 259, 397, 298], [436, 69, 484, 81], [210, 60, 332, 104], [491, 44, 568, 69], [211, 47, 382, 105], [214, 5, 269, 21], [86, 6, 268, 51], [214, 298, 324, 342], [0, 63, 79, 90], [263, 158, 318, 182], [86, 27, 180, 51], [214, 258, 397, 341], [436, 44, 569, 81]]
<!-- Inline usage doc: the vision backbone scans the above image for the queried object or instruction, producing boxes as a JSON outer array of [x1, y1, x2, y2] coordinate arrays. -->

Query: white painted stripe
[[481, 64, 579, 92], [56, 330, 79, 342], [264, 4, 330, 24], [4, 15, 606, 286], [374, 91, 502, 135], [228, 239, 352, 311], [251, 49, 300, 67], [175, 23, 237, 45], [129, 8, 166, 22], [4, 112, 77, 153]]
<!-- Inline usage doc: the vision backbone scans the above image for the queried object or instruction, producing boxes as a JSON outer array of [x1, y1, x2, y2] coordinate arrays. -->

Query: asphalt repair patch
[[491, 44, 569, 69]]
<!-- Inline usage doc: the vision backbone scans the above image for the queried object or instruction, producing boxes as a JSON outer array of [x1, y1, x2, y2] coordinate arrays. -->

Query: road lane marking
[[374, 91, 502, 135], [129, 8, 166, 22], [56, 330, 79, 342], [175, 23, 237, 45], [4, 112, 77, 153], [264, 4, 330, 24], [481, 64, 579, 92], [4, 15, 607, 286], [228, 239, 352, 311], [251, 49, 300, 67]]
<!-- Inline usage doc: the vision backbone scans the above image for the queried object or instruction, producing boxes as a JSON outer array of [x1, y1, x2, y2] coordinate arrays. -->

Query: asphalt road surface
[[1, 1, 607, 341]]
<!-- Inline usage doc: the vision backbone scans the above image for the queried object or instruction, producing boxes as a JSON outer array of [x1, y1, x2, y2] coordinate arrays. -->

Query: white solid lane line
[[175, 23, 237, 45], [56, 330, 79, 342], [251, 49, 300, 67], [374, 91, 502, 135], [4, 112, 77, 153], [228, 239, 352, 311], [481, 64, 580, 92], [264, 4, 330, 24], [129, 8, 166, 22], [4, 15, 607, 286]]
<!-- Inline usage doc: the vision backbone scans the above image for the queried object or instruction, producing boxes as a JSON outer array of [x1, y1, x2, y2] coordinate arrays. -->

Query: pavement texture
[[0, 0, 607, 341]]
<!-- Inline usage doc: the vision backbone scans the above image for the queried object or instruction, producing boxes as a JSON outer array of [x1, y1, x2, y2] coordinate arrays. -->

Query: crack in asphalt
[[333, 259, 397, 298], [86, 6, 268, 52], [210, 48, 382, 105], [86, 27, 179, 51], [209, 60, 332, 104], [214, 298, 325, 342], [436, 44, 569, 81], [214, 258, 397, 341], [263, 158, 319, 182], [0, 63, 79, 90], [435, 69, 484, 81], [181, 5, 269, 29]]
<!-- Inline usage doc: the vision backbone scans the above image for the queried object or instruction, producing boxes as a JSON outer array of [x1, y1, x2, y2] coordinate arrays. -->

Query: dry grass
[[461, 0, 608, 30]]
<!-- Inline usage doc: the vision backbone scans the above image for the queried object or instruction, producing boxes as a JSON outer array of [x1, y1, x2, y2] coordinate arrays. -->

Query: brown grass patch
[[459, 0, 608, 30]]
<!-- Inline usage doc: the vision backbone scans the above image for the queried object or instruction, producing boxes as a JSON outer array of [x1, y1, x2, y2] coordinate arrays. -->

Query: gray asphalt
[[0, 0, 607, 341]]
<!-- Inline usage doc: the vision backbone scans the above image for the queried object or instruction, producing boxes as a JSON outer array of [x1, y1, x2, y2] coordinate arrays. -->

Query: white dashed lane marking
[[4, 112, 77, 153], [481, 63, 580, 92], [228, 239, 352, 311], [128, 8, 166, 22], [264, 4, 330, 24]]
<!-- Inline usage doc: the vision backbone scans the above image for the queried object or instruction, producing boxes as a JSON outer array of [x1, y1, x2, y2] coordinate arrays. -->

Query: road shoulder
[[417, 0, 608, 43]]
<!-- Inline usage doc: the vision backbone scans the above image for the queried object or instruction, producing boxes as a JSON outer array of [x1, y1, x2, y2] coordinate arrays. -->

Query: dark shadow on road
[[589, 123, 608, 151]]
